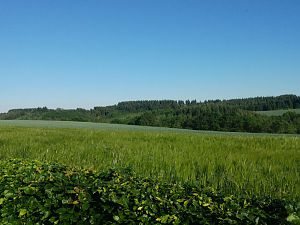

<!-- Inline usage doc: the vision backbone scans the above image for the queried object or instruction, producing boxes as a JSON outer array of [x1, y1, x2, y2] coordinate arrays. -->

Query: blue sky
[[0, 0, 299, 112]]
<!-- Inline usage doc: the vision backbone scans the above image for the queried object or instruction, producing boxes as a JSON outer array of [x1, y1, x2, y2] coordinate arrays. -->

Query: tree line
[[1, 94, 300, 134]]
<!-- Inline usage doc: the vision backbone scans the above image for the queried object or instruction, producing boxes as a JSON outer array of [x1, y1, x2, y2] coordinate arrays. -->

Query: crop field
[[255, 108, 300, 116], [0, 120, 299, 201], [0, 119, 295, 136]]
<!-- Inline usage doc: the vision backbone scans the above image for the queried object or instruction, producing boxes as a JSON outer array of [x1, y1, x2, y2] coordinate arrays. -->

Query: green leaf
[[184, 200, 189, 207], [19, 209, 27, 217], [160, 215, 170, 223], [113, 215, 120, 221]]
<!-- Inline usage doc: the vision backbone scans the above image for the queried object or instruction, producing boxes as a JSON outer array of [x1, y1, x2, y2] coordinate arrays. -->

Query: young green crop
[[0, 124, 299, 200], [255, 108, 300, 116]]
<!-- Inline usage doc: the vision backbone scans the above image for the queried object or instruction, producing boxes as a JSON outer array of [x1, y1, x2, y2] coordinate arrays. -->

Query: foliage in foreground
[[0, 159, 299, 224]]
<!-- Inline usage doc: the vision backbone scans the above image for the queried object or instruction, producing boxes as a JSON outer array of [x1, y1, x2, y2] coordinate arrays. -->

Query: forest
[[1, 94, 300, 134]]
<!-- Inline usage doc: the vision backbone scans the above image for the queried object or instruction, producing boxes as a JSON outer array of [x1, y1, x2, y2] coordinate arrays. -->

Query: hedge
[[0, 159, 298, 224]]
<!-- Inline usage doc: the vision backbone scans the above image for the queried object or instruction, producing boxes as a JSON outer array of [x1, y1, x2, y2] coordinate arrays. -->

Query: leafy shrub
[[0, 159, 296, 224]]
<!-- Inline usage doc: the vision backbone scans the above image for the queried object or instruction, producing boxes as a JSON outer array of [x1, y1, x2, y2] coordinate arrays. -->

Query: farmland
[[2, 95, 300, 134], [0, 120, 299, 200], [255, 108, 300, 116]]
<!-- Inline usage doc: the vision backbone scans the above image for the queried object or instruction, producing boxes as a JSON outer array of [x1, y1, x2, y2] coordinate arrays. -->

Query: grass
[[255, 108, 300, 116], [0, 120, 299, 200], [0, 119, 297, 136]]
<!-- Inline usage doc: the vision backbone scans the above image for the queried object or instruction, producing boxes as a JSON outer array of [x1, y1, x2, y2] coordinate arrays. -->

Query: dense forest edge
[[1, 94, 300, 134]]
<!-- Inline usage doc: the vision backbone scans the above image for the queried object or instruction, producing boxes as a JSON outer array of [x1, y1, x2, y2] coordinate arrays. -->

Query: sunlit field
[[255, 108, 300, 116], [0, 120, 299, 200]]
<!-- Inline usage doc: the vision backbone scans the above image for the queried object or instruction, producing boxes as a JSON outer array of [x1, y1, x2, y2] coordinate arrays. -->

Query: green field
[[1, 119, 297, 136], [255, 108, 300, 116], [0, 120, 299, 200]]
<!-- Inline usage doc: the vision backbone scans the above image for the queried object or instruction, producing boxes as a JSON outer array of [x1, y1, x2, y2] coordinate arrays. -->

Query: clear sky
[[0, 0, 299, 112]]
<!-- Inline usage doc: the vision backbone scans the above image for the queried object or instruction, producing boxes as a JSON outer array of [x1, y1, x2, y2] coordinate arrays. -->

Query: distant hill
[[1, 94, 300, 134]]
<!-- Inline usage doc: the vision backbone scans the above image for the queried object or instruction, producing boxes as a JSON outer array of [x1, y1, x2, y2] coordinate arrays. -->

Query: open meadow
[[0, 120, 299, 200]]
